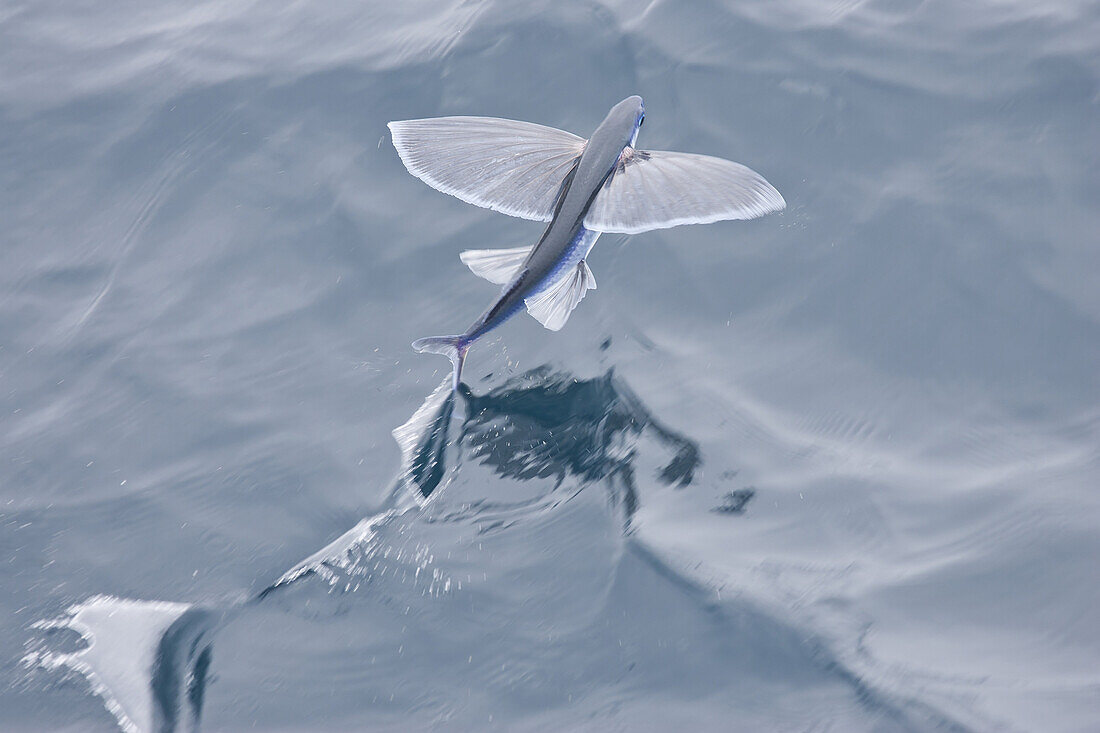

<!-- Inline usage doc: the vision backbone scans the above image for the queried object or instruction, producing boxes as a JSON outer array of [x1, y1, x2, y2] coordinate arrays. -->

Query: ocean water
[[2, 0, 1099, 730]]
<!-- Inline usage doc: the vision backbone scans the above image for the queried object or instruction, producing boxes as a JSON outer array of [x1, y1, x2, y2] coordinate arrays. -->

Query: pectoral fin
[[524, 260, 597, 331], [583, 148, 785, 234], [388, 117, 586, 221]]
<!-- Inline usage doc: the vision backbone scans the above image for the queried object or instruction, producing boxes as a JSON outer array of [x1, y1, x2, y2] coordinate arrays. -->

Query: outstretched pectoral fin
[[460, 245, 533, 285], [524, 260, 597, 331], [388, 116, 586, 221], [583, 148, 785, 234]]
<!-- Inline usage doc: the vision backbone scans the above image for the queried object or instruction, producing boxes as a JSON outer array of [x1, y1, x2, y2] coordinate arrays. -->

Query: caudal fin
[[412, 335, 469, 390]]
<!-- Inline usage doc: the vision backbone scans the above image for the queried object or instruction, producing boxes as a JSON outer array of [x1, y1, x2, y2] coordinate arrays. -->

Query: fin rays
[[525, 261, 597, 331], [584, 148, 785, 234], [388, 116, 585, 221], [460, 245, 533, 285]]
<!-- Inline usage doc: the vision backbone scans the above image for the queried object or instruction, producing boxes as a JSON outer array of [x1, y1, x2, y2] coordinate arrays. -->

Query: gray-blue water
[[3, 1, 1099, 731]]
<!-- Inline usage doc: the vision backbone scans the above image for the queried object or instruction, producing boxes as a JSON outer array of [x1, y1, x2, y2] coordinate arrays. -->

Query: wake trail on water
[[25, 371, 968, 732]]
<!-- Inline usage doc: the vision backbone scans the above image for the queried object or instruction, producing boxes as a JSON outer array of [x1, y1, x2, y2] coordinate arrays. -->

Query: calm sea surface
[[2, 1, 1098, 731]]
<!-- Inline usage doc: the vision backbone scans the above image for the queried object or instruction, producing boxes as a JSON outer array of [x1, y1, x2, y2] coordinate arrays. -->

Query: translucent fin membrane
[[389, 116, 585, 221], [584, 148, 785, 234], [525, 260, 597, 331], [460, 245, 533, 285]]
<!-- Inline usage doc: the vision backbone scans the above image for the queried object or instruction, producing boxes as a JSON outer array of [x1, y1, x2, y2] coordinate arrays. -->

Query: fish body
[[465, 226, 601, 342], [389, 95, 783, 389]]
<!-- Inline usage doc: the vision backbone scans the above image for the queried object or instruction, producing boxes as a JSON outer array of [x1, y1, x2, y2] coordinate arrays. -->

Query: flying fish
[[388, 95, 784, 388]]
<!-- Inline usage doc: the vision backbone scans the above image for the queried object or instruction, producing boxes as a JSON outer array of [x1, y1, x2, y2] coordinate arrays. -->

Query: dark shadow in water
[[452, 367, 700, 527], [31, 366, 965, 732], [34, 367, 702, 732], [712, 487, 756, 514], [150, 608, 221, 733], [459, 367, 698, 489]]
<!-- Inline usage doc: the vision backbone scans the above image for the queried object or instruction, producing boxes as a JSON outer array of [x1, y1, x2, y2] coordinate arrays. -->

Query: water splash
[[26, 598, 220, 733]]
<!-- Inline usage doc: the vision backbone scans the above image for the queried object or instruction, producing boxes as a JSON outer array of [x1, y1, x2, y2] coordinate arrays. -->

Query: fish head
[[606, 95, 646, 147]]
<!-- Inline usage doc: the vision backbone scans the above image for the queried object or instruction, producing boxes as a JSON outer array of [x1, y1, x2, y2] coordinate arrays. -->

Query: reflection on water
[[27, 365, 953, 730], [148, 607, 219, 733], [29, 367, 707, 732], [458, 367, 699, 503]]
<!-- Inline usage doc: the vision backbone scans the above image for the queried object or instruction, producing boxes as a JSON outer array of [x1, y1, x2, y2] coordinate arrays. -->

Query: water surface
[[2, 1, 1098, 730]]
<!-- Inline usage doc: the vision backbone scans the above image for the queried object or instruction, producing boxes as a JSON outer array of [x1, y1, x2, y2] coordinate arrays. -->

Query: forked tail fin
[[412, 335, 469, 390]]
